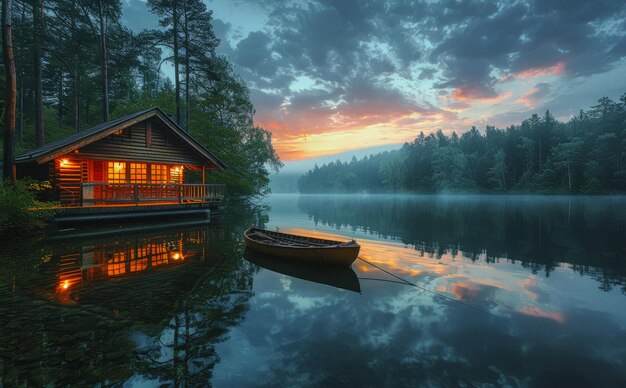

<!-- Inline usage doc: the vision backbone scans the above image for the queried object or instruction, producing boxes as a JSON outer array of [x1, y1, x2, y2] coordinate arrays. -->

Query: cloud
[[233, 31, 278, 77], [209, 0, 626, 160], [519, 306, 566, 323], [418, 68, 437, 80], [517, 82, 552, 108]]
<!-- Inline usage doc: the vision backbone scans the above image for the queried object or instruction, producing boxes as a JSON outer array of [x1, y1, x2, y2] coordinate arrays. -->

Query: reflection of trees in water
[[0, 201, 266, 385], [134, 254, 254, 385], [298, 195, 626, 293]]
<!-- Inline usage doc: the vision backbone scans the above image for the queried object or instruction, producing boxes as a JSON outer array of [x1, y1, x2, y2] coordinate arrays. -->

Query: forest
[[0, 0, 281, 196], [299, 94, 626, 194]]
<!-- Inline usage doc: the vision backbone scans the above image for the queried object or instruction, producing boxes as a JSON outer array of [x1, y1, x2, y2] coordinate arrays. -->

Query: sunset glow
[[204, 1, 626, 161], [280, 227, 557, 315]]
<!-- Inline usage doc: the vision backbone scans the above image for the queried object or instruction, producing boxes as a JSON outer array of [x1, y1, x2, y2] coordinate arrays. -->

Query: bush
[[0, 179, 59, 236]]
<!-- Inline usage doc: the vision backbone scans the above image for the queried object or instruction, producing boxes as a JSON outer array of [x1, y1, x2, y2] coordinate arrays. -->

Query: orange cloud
[[261, 107, 462, 160], [517, 62, 565, 79], [516, 83, 551, 108], [449, 282, 481, 301], [451, 88, 512, 104], [502, 62, 566, 82], [253, 90, 469, 160]]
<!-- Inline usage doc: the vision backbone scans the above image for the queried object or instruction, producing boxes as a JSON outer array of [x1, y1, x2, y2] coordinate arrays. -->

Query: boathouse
[[16, 107, 226, 209]]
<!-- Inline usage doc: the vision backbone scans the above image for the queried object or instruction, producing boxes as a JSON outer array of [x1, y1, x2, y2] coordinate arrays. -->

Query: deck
[[79, 183, 225, 207], [43, 184, 226, 230], [53, 201, 216, 216]]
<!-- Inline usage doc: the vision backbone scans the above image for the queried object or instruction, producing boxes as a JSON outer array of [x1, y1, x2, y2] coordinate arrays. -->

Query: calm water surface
[[1, 194, 625, 386]]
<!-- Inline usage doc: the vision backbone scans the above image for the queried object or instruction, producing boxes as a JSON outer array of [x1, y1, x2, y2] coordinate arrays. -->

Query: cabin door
[[92, 161, 105, 203]]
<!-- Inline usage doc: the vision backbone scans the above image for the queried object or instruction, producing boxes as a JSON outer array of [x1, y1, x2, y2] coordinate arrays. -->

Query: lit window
[[107, 251, 126, 276], [169, 165, 183, 184], [107, 162, 126, 183], [130, 163, 147, 183], [151, 164, 168, 184], [130, 258, 148, 272], [151, 243, 168, 266]]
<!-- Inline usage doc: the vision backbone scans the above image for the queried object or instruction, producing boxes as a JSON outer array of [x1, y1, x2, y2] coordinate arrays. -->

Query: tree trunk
[[71, 0, 79, 132], [3, 0, 17, 181], [33, 0, 44, 147], [18, 68, 23, 144], [173, 3, 180, 124], [85, 96, 90, 122], [567, 161, 572, 191], [58, 69, 63, 125], [183, 3, 190, 132], [17, 0, 23, 144], [98, 0, 108, 121], [74, 69, 80, 132]]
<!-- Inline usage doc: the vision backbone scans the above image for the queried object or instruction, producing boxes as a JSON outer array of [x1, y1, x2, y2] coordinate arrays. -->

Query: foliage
[[299, 94, 626, 194], [0, 179, 58, 236], [0, 0, 280, 197]]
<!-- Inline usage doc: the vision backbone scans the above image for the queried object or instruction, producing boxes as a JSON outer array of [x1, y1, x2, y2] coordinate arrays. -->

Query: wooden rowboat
[[244, 227, 360, 267]]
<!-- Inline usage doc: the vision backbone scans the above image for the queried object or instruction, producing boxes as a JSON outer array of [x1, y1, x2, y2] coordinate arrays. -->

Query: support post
[[202, 165, 206, 201]]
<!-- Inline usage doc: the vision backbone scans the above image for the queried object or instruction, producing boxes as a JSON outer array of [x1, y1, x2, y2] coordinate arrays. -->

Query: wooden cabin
[[16, 107, 226, 208]]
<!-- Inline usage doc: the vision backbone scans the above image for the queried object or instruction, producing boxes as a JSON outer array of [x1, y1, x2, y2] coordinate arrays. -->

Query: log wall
[[77, 118, 206, 166]]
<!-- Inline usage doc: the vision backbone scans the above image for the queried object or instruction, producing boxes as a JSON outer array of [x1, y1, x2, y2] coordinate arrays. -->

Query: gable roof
[[16, 107, 226, 169]]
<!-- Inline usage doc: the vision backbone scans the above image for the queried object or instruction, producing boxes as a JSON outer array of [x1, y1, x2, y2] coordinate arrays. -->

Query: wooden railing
[[80, 183, 225, 206]]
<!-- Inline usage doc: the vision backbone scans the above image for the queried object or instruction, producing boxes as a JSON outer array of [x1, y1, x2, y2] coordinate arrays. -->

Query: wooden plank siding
[[52, 119, 206, 205], [76, 119, 205, 166], [17, 109, 227, 207], [56, 158, 83, 206]]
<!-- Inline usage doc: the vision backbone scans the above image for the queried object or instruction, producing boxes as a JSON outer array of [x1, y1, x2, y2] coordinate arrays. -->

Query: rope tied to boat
[[356, 256, 498, 317]]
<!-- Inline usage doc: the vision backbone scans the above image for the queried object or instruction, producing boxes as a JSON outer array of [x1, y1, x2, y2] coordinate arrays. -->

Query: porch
[[80, 183, 226, 207]]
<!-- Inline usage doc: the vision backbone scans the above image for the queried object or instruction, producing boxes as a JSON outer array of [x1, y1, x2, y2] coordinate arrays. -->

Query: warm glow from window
[[61, 280, 70, 290], [171, 252, 182, 260], [60, 159, 69, 167], [107, 251, 127, 276], [108, 162, 127, 183], [130, 163, 147, 183], [169, 165, 183, 184], [151, 164, 168, 183]]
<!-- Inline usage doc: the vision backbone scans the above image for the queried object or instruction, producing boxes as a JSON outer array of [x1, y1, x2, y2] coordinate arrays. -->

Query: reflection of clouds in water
[[518, 306, 566, 323], [280, 277, 291, 291], [282, 227, 569, 318], [287, 294, 337, 312], [211, 195, 626, 385], [520, 275, 552, 303], [215, 257, 626, 386]]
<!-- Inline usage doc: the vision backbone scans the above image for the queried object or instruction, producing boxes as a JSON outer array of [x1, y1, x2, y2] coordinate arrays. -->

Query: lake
[[1, 194, 625, 386]]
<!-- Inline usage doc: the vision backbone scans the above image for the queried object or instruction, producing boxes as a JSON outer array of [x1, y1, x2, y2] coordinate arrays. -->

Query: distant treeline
[[298, 94, 626, 194]]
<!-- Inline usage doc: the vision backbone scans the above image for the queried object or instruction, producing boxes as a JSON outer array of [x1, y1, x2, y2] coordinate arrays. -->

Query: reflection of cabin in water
[[51, 227, 225, 309], [16, 107, 226, 211]]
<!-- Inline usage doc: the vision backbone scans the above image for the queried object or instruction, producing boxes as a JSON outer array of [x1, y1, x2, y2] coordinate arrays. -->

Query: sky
[[123, 0, 626, 162]]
